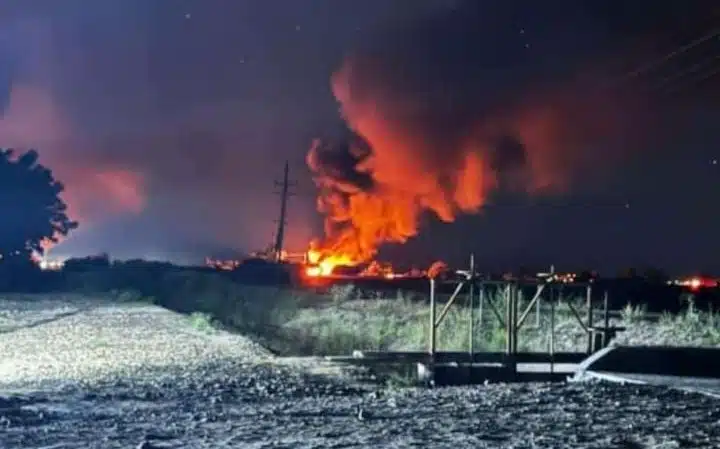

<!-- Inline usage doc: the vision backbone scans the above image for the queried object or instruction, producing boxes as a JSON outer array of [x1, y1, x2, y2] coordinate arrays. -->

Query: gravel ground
[[1, 295, 720, 449]]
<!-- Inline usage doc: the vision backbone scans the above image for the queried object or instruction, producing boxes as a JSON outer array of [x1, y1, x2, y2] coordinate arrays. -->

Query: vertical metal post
[[511, 283, 519, 354], [550, 285, 556, 373], [468, 254, 475, 357], [429, 278, 437, 357], [535, 295, 541, 328], [273, 161, 296, 262], [478, 285, 485, 325], [505, 284, 512, 354], [586, 284, 594, 354], [603, 290, 610, 347]]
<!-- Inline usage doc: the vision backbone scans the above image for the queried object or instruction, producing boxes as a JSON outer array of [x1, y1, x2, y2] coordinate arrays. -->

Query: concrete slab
[[575, 345, 720, 377], [573, 345, 720, 398], [417, 363, 572, 386], [578, 371, 720, 399]]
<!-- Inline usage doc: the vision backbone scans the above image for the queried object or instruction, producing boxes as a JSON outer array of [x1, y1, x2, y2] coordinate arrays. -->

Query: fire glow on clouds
[[0, 17, 147, 253], [0, 85, 147, 247], [305, 9, 640, 274]]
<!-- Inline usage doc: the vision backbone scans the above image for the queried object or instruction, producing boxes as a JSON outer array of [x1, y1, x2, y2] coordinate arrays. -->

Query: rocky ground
[[1, 294, 719, 449]]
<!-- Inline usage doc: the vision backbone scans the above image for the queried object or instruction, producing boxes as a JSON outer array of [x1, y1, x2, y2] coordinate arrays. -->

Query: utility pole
[[272, 161, 296, 262]]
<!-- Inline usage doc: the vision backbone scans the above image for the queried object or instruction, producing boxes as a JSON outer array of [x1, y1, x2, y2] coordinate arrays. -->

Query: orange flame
[[305, 245, 356, 277], [304, 22, 634, 272]]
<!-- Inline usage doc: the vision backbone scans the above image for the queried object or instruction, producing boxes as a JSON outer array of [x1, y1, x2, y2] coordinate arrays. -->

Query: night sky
[[0, 1, 718, 275]]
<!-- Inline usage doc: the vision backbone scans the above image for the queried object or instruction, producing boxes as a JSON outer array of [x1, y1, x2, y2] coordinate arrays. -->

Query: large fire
[[305, 246, 354, 277], [301, 68, 534, 279], [302, 5, 634, 278]]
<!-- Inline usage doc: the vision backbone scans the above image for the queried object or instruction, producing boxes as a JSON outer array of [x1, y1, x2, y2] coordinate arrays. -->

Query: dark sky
[[0, 0, 718, 274]]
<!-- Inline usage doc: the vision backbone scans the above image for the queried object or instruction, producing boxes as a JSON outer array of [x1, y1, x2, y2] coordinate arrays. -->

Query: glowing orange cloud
[[305, 45, 638, 273], [0, 84, 147, 247]]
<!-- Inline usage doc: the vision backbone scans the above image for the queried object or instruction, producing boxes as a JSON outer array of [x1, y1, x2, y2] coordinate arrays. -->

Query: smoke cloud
[[0, 8, 331, 260], [0, 19, 147, 249], [307, 3, 643, 266], [0, 85, 147, 225], [0, 84, 147, 236]]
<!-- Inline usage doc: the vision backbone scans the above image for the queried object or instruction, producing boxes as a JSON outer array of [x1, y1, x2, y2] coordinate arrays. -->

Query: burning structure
[[300, 6, 634, 280]]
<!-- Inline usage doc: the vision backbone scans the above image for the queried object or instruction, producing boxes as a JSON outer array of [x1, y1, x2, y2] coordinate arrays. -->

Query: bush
[[64, 254, 111, 272]]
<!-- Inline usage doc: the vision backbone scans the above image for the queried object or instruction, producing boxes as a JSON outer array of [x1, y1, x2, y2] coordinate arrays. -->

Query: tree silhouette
[[0, 148, 78, 260], [642, 267, 669, 285]]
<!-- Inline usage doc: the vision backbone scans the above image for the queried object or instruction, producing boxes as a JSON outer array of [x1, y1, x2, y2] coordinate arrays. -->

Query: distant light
[[184, 13, 191, 19], [690, 278, 702, 290], [37, 257, 65, 271]]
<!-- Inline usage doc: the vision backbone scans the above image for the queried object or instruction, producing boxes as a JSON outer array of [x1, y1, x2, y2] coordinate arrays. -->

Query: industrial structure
[[327, 255, 625, 386]]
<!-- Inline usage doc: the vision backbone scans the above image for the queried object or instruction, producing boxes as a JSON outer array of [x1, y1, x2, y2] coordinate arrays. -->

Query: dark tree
[[0, 148, 78, 260], [642, 267, 670, 285], [64, 253, 110, 272], [619, 267, 638, 279]]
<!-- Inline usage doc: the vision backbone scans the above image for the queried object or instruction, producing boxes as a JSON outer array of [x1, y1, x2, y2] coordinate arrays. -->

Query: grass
[[187, 312, 219, 333], [282, 294, 591, 355], [268, 288, 720, 355], [54, 268, 720, 357], [615, 302, 720, 347]]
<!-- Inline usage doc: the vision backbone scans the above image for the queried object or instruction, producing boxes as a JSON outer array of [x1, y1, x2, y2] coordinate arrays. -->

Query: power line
[[596, 22, 720, 99], [647, 54, 720, 91], [616, 27, 720, 84], [663, 61, 720, 94]]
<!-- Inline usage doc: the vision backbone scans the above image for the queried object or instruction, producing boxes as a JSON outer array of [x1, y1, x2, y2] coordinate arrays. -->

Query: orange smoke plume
[[65, 168, 146, 219], [306, 11, 639, 271], [0, 84, 147, 250]]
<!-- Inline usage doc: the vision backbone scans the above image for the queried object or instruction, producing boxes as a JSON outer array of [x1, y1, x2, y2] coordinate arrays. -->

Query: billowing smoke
[[307, 3, 641, 265]]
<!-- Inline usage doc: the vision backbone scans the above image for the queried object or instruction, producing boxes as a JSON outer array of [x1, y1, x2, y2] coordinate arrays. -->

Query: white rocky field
[[1, 294, 718, 449]]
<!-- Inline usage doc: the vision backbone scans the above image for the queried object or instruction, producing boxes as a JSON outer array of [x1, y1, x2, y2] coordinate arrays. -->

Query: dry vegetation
[[275, 285, 720, 356], [62, 269, 720, 357]]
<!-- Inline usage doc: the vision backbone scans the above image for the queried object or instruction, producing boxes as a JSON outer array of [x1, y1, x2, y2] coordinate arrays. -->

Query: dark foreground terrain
[[2, 364, 719, 449], [1, 295, 719, 448]]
